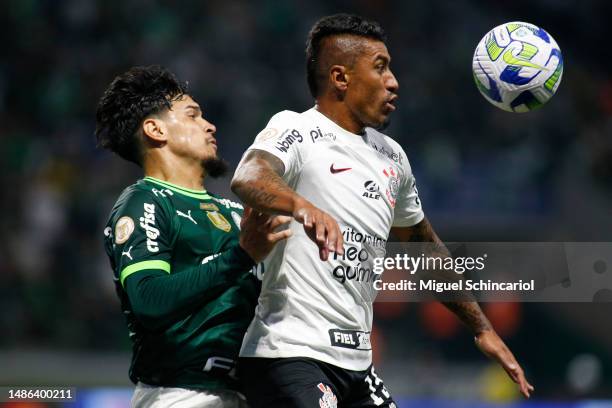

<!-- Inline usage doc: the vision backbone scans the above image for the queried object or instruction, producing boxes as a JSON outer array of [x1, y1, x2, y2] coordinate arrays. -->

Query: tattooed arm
[[391, 218, 534, 397], [231, 149, 296, 214], [231, 149, 343, 260], [392, 218, 492, 333]]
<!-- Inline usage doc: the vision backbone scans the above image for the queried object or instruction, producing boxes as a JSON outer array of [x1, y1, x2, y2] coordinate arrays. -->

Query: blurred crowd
[[0, 0, 611, 399]]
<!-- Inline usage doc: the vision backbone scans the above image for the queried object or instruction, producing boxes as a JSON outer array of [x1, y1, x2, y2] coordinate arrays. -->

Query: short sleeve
[[392, 152, 425, 228], [241, 110, 310, 183], [104, 189, 174, 287]]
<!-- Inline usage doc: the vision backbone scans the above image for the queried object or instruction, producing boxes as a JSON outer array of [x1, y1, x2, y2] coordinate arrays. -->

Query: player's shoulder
[[268, 109, 323, 130], [263, 109, 310, 131], [365, 127, 409, 169], [109, 180, 171, 220], [254, 109, 312, 147], [115, 179, 163, 202], [268, 109, 303, 123]]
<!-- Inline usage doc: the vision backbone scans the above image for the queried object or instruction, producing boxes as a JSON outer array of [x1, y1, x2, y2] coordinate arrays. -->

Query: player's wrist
[[474, 328, 496, 339], [236, 241, 259, 266], [291, 196, 312, 217]]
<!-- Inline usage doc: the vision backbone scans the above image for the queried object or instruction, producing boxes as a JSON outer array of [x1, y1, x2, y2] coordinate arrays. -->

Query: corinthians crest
[[383, 166, 400, 208]]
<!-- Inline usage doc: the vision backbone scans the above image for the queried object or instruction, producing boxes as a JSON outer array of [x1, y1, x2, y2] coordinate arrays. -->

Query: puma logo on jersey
[[177, 209, 197, 225], [121, 245, 134, 260], [140, 203, 160, 253], [330, 164, 351, 174]]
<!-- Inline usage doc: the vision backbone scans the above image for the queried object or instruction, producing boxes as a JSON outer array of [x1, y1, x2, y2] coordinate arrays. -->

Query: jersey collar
[[143, 177, 211, 200]]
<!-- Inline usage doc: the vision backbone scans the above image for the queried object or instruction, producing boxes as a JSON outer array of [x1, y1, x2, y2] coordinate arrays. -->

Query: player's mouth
[[384, 96, 397, 112], [208, 138, 217, 150]]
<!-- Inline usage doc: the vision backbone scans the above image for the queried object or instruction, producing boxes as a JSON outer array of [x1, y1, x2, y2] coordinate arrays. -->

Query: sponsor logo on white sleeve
[[275, 129, 303, 153], [255, 127, 279, 142]]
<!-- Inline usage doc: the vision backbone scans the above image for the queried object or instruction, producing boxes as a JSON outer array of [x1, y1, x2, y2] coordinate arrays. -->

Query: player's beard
[[375, 115, 392, 131], [374, 117, 391, 131], [201, 156, 229, 178], [365, 110, 392, 132]]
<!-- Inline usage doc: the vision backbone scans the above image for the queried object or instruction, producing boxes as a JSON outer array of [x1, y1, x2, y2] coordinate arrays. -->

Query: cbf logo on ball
[[472, 21, 563, 112]]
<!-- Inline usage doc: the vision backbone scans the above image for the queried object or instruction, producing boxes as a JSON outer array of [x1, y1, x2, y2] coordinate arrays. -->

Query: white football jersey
[[237, 108, 424, 370]]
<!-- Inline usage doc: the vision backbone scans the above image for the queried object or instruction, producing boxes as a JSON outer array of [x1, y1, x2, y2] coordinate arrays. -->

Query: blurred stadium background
[[1, 0, 611, 406]]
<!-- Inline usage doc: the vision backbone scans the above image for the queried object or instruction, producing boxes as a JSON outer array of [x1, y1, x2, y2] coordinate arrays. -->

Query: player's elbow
[[230, 173, 247, 197], [231, 160, 258, 198], [124, 277, 170, 331], [132, 308, 164, 331]]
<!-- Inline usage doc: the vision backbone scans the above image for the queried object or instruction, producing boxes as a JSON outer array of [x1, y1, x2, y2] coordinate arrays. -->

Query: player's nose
[[204, 120, 216, 134], [386, 70, 399, 93]]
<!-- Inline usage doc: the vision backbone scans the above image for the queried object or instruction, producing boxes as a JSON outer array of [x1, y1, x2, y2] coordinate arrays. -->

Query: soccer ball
[[472, 21, 563, 112]]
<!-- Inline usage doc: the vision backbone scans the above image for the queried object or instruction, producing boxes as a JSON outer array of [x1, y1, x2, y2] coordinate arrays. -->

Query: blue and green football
[[472, 21, 563, 112]]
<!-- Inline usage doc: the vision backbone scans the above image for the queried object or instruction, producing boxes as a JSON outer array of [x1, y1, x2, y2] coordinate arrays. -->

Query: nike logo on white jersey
[[177, 210, 197, 225], [330, 164, 352, 174], [122, 245, 134, 260]]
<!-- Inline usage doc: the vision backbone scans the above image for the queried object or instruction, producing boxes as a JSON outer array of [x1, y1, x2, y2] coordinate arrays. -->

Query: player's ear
[[142, 117, 168, 143], [330, 65, 349, 93]]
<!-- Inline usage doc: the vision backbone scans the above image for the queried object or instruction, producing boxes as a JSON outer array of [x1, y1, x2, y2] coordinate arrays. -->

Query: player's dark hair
[[306, 14, 387, 98], [95, 65, 187, 166]]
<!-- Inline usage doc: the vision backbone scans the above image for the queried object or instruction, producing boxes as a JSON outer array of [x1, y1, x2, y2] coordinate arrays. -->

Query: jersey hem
[[134, 380, 239, 392], [392, 210, 425, 228], [239, 345, 371, 371]]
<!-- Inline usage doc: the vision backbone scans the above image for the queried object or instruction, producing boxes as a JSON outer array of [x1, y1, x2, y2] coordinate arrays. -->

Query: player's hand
[[475, 329, 534, 398], [239, 207, 292, 263], [293, 198, 344, 261]]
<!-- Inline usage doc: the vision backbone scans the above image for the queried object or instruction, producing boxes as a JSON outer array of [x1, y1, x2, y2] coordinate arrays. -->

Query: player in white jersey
[[232, 14, 534, 408]]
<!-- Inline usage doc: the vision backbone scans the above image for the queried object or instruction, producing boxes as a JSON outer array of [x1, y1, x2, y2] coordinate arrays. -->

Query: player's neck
[[143, 153, 206, 191], [316, 100, 365, 135]]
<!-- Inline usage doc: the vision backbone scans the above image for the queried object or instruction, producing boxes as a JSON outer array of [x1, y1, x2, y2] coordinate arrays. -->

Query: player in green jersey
[[96, 65, 291, 407]]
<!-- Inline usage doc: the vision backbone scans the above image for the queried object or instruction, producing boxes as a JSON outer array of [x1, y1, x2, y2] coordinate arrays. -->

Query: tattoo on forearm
[[443, 301, 492, 333], [394, 219, 491, 333], [241, 186, 278, 207], [232, 149, 296, 213]]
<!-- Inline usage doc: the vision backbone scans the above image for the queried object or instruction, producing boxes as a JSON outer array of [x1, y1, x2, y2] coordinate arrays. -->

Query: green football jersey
[[103, 176, 261, 390]]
